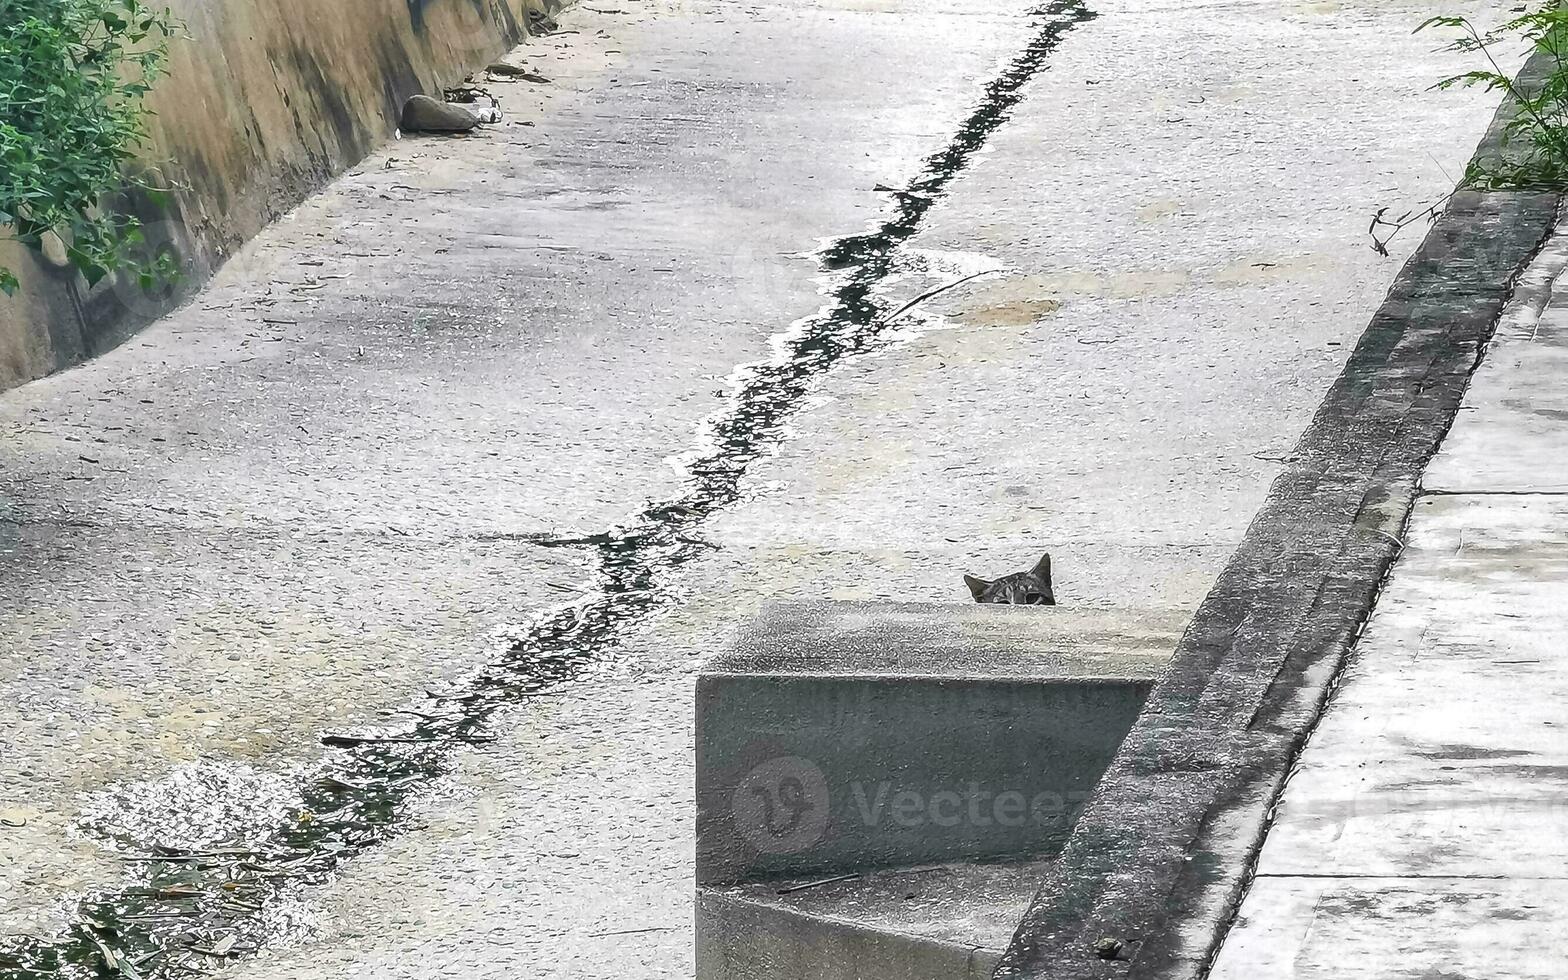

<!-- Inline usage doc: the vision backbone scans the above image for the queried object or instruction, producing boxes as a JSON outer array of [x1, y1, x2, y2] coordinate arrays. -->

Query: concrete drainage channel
[[0, 3, 1098, 979], [8, 1, 1541, 977]]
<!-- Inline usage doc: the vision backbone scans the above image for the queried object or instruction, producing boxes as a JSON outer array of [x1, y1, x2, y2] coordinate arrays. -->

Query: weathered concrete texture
[[1249, 495, 1568, 879], [1211, 878, 1568, 980], [713, 603, 1184, 680], [699, 859, 1054, 980], [1209, 220, 1568, 977], [0, 0, 557, 391], [698, 604, 1177, 884], [1424, 232, 1568, 492], [995, 43, 1560, 980], [701, 670, 1138, 877]]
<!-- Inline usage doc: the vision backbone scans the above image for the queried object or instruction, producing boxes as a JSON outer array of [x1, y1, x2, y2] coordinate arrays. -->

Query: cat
[[965, 553, 1056, 605]]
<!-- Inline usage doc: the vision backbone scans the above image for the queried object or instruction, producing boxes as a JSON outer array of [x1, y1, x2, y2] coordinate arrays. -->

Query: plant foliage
[[1421, 5, 1568, 189], [0, 0, 180, 297], [1372, 6, 1568, 253]]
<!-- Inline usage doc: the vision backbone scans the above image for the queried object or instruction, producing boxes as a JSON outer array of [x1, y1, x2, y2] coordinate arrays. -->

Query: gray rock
[[400, 95, 478, 134]]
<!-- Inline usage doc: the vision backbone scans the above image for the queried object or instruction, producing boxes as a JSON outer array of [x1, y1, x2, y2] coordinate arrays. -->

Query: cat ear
[[964, 574, 990, 600], [1031, 553, 1053, 584]]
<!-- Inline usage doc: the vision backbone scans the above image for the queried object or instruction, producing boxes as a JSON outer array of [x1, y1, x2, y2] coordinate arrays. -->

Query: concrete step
[[696, 602, 1182, 885], [698, 857, 1054, 980]]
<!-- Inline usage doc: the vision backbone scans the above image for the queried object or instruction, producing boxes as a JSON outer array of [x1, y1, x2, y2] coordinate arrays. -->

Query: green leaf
[[78, 259, 109, 287], [0, 0, 183, 295], [1416, 15, 1469, 34], [0, 269, 18, 297]]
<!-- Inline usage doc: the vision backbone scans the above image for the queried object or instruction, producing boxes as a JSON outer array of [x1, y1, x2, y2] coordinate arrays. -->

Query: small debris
[[320, 733, 494, 747], [1093, 936, 1125, 960], [873, 182, 932, 201], [775, 873, 859, 895], [880, 270, 997, 327], [443, 85, 503, 123], [586, 925, 676, 938], [125, 885, 206, 899], [188, 934, 238, 958], [488, 63, 552, 84], [85, 929, 142, 979]]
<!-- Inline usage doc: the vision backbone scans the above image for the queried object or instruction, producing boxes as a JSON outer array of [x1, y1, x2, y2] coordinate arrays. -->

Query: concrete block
[[696, 602, 1179, 884], [698, 858, 1053, 980]]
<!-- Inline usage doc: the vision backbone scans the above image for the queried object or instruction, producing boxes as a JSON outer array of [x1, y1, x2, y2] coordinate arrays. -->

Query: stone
[[399, 95, 479, 134]]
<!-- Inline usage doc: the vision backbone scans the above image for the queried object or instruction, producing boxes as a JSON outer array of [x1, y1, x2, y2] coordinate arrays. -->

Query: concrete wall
[[0, 0, 558, 392]]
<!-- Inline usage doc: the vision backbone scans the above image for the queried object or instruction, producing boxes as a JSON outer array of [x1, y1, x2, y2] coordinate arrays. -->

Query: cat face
[[965, 553, 1056, 605]]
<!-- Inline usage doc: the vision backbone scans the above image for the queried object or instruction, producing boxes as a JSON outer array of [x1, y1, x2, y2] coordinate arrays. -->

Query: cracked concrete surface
[[0, 0, 1522, 975]]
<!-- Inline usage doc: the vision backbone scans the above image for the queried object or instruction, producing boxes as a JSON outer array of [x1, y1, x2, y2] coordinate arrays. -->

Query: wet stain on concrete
[[278, 43, 372, 168], [953, 297, 1064, 327], [0, 3, 1095, 978], [408, 0, 531, 42], [374, 35, 430, 122], [1412, 744, 1534, 762], [1136, 198, 1184, 222]]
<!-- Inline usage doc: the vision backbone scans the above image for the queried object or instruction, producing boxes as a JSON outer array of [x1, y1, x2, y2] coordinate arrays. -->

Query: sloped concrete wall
[[0, 0, 558, 391]]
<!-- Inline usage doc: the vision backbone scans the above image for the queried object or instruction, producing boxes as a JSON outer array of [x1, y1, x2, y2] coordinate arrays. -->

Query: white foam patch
[[76, 759, 307, 852], [240, 885, 329, 955]]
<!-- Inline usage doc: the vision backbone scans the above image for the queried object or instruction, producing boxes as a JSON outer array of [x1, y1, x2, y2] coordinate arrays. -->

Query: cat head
[[965, 553, 1056, 605]]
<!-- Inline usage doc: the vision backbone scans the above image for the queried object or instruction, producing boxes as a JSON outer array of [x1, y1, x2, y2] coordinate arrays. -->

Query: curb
[[992, 51, 1565, 980]]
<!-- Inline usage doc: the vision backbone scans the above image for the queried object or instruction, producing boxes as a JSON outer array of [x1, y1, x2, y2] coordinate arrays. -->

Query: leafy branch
[[1372, 5, 1568, 253], [0, 0, 182, 297]]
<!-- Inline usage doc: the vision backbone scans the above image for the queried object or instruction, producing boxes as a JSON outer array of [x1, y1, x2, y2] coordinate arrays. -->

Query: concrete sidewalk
[[1210, 222, 1568, 978]]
